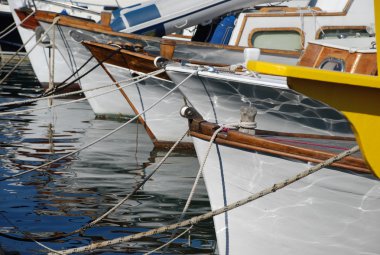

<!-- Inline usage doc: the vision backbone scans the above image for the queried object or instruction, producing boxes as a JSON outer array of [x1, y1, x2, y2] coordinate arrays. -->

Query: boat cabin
[[226, 0, 373, 56], [298, 37, 377, 75]]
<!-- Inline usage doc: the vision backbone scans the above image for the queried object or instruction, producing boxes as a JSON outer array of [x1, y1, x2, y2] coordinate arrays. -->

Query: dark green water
[[0, 63, 216, 254]]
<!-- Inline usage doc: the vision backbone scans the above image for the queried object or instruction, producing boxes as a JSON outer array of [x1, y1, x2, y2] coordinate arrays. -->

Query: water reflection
[[0, 99, 215, 254]]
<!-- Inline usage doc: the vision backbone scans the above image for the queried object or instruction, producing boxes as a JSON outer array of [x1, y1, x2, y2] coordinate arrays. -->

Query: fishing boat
[[178, 28, 380, 255], [177, 1, 380, 253], [181, 105, 379, 255], [7, 0, 149, 91], [246, 6, 380, 178]]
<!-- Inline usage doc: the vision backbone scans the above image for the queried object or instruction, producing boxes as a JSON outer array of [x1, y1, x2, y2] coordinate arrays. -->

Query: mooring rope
[[0, 70, 197, 181], [41, 46, 123, 97], [0, 69, 164, 108], [50, 145, 360, 254], [0, 130, 189, 243], [163, 125, 225, 253], [0, 10, 36, 40], [0, 69, 166, 116], [0, 28, 37, 71], [0, 16, 61, 85]]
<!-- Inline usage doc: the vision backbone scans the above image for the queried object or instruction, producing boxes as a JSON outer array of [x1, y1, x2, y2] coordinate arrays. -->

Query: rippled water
[[0, 96, 216, 254]]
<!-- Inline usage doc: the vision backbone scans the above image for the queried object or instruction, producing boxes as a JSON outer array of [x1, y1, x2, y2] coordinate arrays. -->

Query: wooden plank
[[189, 119, 370, 174]]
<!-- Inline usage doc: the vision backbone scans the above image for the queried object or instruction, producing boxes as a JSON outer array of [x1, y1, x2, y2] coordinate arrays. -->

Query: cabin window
[[318, 28, 370, 39], [249, 29, 303, 51], [319, 58, 345, 72]]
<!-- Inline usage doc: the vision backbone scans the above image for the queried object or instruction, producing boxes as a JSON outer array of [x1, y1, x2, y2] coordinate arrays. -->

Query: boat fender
[[209, 15, 236, 45], [154, 56, 169, 68]]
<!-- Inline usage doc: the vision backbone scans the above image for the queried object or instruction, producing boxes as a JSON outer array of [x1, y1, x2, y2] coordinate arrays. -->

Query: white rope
[[78, 129, 189, 233], [163, 125, 225, 252], [0, 70, 197, 181], [51, 145, 360, 254], [0, 16, 60, 85], [0, 69, 166, 116], [144, 226, 193, 255], [33, 240, 64, 255], [180, 125, 225, 218], [0, 11, 36, 40], [0, 69, 165, 108]]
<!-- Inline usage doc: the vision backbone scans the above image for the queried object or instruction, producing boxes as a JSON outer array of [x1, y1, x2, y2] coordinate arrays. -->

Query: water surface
[[0, 97, 216, 254]]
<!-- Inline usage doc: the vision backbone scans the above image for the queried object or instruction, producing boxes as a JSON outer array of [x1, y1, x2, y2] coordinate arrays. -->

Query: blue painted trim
[[134, 0, 231, 35], [124, 4, 161, 27]]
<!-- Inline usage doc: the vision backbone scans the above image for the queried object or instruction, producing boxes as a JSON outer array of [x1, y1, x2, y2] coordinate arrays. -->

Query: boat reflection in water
[[0, 99, 215, 254]]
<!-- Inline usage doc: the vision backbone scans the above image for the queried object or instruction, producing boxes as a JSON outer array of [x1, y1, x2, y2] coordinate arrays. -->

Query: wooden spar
[[82, 41, 170, 79], [188, 119, 370, 174], [81, 42, 158, 143], [81, 41, 230, 78], [82, 42, 195, 151]]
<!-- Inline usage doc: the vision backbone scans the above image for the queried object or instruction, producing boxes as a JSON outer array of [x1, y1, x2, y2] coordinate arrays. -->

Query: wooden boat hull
[[188, 120, 379, 255], [166, 64, 353, 136]]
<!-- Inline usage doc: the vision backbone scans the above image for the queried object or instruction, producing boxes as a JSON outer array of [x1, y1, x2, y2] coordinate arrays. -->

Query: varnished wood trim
[[315, 25, 369, 39], [234, 15, 248, 46], [234, 0, 353, 46], [247, 27, 304, 55], [245, 0, 353, 17], [255, 129, 355, 141], [34, 10, 245, 51], [189, 120, 369, 174], [100, 12, 112, 26], [153, 140, 194, 152], [259, 7, 322, 13], [15, 9, 39, 30]]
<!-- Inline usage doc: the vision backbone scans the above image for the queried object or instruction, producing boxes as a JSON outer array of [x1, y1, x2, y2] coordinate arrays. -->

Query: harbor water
[[0, 62, 216, 254]]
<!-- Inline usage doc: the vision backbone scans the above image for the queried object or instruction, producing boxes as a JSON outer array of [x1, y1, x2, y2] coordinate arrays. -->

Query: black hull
[[0, 10, 24, 52]]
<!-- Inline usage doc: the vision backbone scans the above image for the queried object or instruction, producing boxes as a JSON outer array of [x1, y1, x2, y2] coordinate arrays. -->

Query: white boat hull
[[38, 21, 245, 117], [193, 136, 380, 255], [166, 65, 353, 136], [98, 63, 193, 143]]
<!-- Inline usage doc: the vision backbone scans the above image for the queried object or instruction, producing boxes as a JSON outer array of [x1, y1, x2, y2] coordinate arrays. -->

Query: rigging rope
[[51, 145, 360, 254], [0, 129, 188, 243], [0, 16, 61, 85], [0, 10, 36, 40], [0, 69, 165, 116], [0, 69, 164, 108], [0, 70, 196, 243], [163, 125, 225, 252]]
